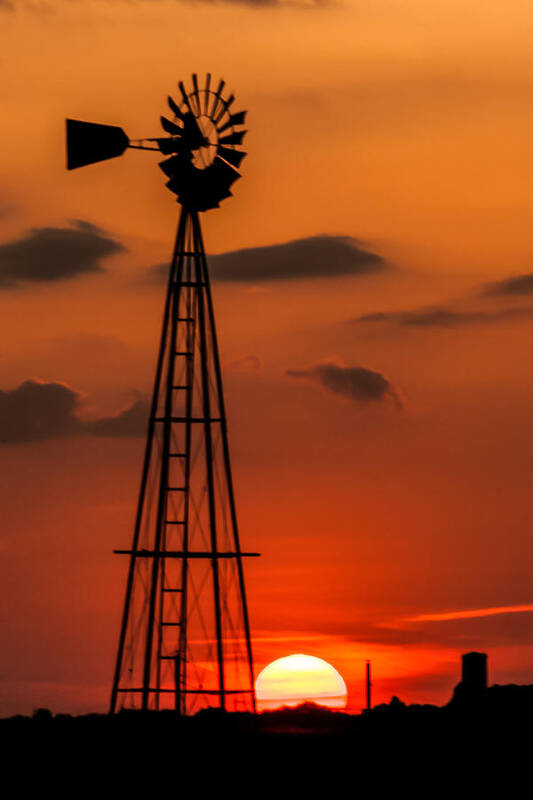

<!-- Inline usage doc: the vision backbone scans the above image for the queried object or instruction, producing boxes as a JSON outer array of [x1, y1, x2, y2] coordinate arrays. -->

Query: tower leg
[[109, 209, 188, 714], [110, 206, 257, 714], [192, 213, 256, 712]]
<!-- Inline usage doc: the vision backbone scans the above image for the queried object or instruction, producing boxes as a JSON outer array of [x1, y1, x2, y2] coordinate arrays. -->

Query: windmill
[[66, 74, 258, 714]]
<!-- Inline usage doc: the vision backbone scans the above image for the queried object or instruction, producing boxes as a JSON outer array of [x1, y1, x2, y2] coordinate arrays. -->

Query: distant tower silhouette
[[462, 652, 488, 692], [451, 651, 488, 705], [366, 661, 372, 711], [66, 74, 257, 714]]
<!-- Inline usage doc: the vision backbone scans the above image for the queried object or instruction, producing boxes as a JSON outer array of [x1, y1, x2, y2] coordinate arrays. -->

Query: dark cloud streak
[[0, 380, 147, 444], [150, 235, 386, 284], [210, 235, 386, 283], [286, 362, 401, 408], [0, 220, 125, 288], [483, 273, 533, 297], [356, 304, 533, 328]]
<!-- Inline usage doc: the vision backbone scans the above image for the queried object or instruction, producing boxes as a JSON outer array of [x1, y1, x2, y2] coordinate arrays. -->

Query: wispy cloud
[[286, 360, 402, 409], [355, 304, 533, 328], [228, 354, 262, 371], [406, 604, 533, 623], [483, 273, 533, 297]]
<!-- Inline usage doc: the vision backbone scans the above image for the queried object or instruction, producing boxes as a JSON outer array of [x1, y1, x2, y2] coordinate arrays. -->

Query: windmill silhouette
[[66, 74, 258, 714]]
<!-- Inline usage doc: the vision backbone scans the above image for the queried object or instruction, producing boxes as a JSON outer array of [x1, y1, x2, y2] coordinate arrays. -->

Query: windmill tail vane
[[66, 74, 258, 714]]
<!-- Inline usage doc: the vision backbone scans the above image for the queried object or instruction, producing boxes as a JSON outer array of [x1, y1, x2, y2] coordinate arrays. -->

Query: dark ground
[[1, 687, 531, 789]]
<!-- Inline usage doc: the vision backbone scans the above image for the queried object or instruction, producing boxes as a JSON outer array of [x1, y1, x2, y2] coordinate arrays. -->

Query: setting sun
[[255, 654, 348, 711]]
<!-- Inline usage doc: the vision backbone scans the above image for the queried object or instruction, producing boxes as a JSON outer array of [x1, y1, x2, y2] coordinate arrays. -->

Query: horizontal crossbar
[[114, 549, 260, 558], [116, 688, 254, 695]]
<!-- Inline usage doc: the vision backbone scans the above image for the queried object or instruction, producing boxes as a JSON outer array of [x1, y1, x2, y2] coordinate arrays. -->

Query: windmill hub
[[190, 116, 218, 169]]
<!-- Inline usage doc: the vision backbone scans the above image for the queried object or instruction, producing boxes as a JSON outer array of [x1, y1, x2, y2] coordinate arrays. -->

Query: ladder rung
[[167, 487, 186, 491], [155, 417, 221, 423], [175, 351, 193, 356], [165, 520, 185, 525], [162, 588, 183, 593], [159, 655, 179, 660], [177, 317, 194, 322], [160, 622, 182, 627], [169, 453, 187, 458], [172, 386, 189, 390]]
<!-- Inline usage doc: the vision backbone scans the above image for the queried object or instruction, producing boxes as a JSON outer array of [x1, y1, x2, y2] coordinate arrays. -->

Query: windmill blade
[[210, 79, 225, 119], [217, 111, 247, 135], [178, 81, 193, 113], [166, 169, 197, 204], [215, 94, 235, 124], [218, 130, 246, 147], [204, 73, 211, 114], [192, 73, 201, 115], [167, 95, 185, 121], [195, 160, 240, 211], [157, 138, 184, 155], [160, 116, 183, 136], [66, 118, 129, 170], [159, 155, 183, 178], [210, 157, 240, 186], [217, 146, 247, 169], [165, 175, 182, 196]]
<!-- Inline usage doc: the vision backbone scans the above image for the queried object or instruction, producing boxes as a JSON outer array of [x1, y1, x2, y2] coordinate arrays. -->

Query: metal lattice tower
[[66, 74, 257, 714]]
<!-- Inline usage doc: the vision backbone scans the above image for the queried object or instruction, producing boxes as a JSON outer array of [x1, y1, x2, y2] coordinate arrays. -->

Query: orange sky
[[1, 0, 533, 716]]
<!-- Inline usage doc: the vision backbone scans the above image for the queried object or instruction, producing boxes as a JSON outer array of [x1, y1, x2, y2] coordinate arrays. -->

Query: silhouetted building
[[450, 651, 488, 706], [462, 652, 488, 692]]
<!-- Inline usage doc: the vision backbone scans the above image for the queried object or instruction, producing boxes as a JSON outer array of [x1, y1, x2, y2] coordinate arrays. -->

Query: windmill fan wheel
[[158, 74, 247, 211]]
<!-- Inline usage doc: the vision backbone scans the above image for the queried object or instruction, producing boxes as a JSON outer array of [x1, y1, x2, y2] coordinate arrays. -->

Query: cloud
[[149, 235, 386, 284], [210, 235, 386, 282], [228, 355, 262, 371], [161, 0, 320, 7], [219, 0, 277, 5], [286, 361, 401, 408], [84, 399, 148, 437], [223, 0, 326, 6], [0, 379, 147, 443], [483, 273, 533, 297], [406, 604, 533, 623], [355, 304, 533, 327], [0, 220, 125, 288]]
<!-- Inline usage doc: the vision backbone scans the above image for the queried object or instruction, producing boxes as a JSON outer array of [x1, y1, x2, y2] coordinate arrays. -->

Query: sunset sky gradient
[[1, 0, 533, 716]]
